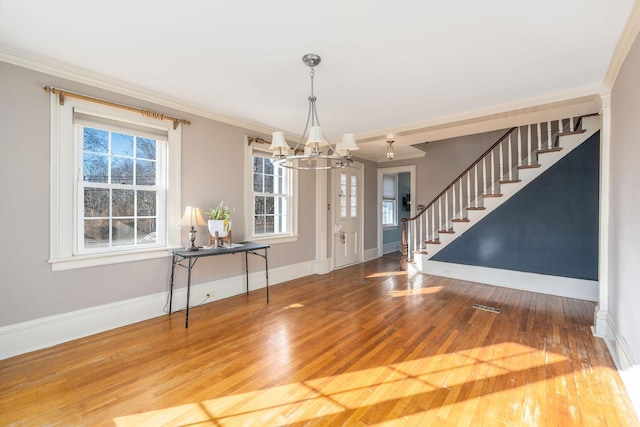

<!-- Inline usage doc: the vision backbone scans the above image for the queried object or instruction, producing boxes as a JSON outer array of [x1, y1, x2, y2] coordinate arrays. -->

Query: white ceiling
[[0, 1, 634, 161]]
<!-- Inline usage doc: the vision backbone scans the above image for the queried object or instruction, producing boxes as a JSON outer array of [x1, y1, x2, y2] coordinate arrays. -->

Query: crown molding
[[357, 86, 605, 144], [603, 0, 640, 90], [0, 48, 284, 138]]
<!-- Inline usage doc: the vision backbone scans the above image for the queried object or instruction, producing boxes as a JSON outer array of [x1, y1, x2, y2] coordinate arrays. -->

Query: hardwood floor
[[1, 256, 637, 426]]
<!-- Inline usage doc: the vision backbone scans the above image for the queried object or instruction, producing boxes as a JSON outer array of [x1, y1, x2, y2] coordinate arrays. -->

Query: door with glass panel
[[333, 164, 362, 268]]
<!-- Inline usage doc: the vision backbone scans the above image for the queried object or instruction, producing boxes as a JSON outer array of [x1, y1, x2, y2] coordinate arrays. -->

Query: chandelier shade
[[270, 54, 358, 170]]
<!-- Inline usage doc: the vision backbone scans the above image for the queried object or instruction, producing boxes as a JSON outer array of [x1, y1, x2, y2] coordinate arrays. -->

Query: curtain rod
[[43, 86, 191, 129]]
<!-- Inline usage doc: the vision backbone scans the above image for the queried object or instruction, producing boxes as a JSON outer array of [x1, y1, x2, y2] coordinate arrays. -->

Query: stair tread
[[518, 164, 541, 169], [482, 193, 503, 198], [451, 218, 470, 222], [438, 229, 455, 234], [425, 240, 441, 244], [558, 129, 586, 136], [537, 147, 562, 154], [466, 207, 486, 210], [499, 179, 521, 184]]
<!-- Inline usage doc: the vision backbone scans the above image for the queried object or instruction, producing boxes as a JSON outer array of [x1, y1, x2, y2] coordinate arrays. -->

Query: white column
[[315, 168, 330, 274], [594, 94, 611, 338]]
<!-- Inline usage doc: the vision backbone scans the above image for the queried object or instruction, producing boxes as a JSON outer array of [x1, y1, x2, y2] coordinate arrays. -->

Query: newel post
[[400, 218, 408, 270]]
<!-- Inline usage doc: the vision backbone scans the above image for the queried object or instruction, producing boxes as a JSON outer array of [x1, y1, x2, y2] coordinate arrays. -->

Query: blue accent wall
[[431, 132, 600, 280]]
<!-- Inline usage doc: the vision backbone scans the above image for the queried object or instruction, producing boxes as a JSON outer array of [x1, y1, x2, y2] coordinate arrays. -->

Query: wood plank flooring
[[1, 256, 638, 426]]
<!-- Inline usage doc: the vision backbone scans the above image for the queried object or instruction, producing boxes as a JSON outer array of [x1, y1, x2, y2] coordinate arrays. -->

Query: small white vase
[[208, 219, 230, 238]]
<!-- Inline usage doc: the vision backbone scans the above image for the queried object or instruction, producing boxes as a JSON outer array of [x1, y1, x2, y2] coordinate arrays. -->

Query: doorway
[[332, 163, 363, 269], [377, 165, 416, 258]]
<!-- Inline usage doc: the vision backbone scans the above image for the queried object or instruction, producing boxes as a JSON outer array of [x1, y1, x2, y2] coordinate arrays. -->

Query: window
[[382, 174, 397, 227], [78, 124, 163, 253], [245, 138, 298, 243], [49, 96, 181, 271]]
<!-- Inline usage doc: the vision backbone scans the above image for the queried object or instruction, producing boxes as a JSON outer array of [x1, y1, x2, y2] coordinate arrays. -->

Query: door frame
[[377, 165, 416, 258], [331, 161, 364, 269]]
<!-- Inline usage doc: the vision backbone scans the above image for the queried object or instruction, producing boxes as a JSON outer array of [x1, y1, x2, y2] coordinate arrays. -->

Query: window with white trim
[[382, 174, 397, 227], [49, 95, 181, 271], [77, 120, 165, 253], [245, 138, 298, 243]]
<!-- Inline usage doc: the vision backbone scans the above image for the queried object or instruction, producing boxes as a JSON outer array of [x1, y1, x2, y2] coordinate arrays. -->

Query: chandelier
[[269, 54, 359, 170]]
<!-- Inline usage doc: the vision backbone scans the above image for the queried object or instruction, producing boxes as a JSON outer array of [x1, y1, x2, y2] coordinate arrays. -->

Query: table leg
[[169, 254, 177, 313], [245, 251, 249, 296], [185, 257, 194, 328], [265, 247, 269, 303]]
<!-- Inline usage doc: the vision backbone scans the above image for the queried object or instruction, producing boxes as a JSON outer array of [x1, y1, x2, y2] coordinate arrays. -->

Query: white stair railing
[[401, 116, 588, 262]]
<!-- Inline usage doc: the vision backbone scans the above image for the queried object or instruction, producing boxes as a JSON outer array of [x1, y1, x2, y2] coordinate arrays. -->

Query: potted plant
[[206, 202, 233, 238]]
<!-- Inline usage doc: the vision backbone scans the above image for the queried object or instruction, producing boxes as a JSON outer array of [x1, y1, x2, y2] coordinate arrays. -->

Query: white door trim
[[377, 165, 417, 258], [332, 162, 364, 268]]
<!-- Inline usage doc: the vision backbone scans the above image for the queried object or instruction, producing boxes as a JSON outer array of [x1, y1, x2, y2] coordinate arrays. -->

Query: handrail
[[401, 126, 517, 224]]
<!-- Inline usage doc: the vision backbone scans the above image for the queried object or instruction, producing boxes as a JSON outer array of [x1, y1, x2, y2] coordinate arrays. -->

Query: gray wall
[[357, 129, 506, 253], [0, 61, 316, 327], [610, 31, 640, 363]]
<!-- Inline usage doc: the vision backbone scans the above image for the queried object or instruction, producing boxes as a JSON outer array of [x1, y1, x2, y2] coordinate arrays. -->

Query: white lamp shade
[[305, 126, 328, 147], [334, 143, 346, 156], [269, 131, 289, 152], [179, 206, 207, 227], [341, 133, 359, 151]]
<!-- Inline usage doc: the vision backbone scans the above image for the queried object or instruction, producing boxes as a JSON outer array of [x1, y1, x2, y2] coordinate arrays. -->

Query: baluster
[[452, 183, 456, 220], [558, 118, 564, 135], [474, 164, 479, 207], [517, 126, 522, 168], [537, 123, 542, 152], [482, 157, 487, 198], [547, 121, 553, 150], [459, 180, 463, 219], [444, 191, 449, 228], [570, 117, 575, 132], [431, 204, 435, 241], [438, 198, 442, 233], [490, 150, 495, 194], [412, 220, 416, 256], [527, 124, 532, 166], [508, 134, 513, 180], [466, 171, 471, 209], [499, 138, 504, 181], [418, 211, 429, 252]]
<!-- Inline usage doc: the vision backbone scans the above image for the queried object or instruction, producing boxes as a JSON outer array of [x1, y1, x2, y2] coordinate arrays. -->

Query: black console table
[[168, 242, 270, 328]]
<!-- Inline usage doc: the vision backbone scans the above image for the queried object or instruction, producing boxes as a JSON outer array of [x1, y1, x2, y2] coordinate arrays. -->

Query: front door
[[333, 164, 362, 268]]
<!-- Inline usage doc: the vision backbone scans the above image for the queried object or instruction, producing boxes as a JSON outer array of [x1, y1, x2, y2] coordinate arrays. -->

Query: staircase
[[401, 114, 601, 276]]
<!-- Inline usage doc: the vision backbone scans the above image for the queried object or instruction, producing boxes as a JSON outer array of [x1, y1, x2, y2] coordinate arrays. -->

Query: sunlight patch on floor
[[112, 342, 569, 426], [389, 286, 443, 297], [367, 271, 409, 278]]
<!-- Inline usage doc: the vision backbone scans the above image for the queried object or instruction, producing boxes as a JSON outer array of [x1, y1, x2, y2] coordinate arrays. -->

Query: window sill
[[247, 234, 299, 245], [49, 247, 172, 272]]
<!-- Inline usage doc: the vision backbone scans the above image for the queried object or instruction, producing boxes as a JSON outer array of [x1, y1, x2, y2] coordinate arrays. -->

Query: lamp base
[[186, 227, 200, 251], [185, 242, 200, 251]]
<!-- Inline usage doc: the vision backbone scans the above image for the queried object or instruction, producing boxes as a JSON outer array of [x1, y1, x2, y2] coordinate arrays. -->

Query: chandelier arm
[[295, 98, 314, 149]]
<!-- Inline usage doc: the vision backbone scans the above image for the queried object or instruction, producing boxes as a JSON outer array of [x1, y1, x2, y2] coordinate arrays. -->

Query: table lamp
[[179, 206, 207, 251]]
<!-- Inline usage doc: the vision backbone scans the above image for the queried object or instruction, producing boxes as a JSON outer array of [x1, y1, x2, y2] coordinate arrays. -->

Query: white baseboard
[[314, 258, 331, 275], [0, 260, 315, 360], [363, 247, 380, 262], [592, 311, 640, 417], [417, 259, 598, 301]]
